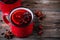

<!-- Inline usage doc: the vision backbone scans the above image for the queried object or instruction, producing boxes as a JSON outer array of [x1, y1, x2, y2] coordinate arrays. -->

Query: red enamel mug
[[0, 0, 34, 38]]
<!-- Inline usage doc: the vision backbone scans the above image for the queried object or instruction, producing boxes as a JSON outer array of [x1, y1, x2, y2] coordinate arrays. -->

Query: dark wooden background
[[0, 0, 60, 40]]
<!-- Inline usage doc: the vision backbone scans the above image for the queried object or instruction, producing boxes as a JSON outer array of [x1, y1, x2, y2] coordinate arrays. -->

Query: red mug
[[0, 0, 34, 38]]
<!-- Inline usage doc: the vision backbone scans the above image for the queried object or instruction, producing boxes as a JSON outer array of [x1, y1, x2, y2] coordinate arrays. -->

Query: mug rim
[[9, 7, 34, 27]]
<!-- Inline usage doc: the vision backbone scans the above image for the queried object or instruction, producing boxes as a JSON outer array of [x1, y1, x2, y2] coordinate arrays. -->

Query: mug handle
[[3, 14, 11, 25]]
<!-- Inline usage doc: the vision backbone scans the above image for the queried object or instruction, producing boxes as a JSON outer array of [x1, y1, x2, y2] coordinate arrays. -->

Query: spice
[[34, 10, 45, 21], [1, 29, 14, 39]]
